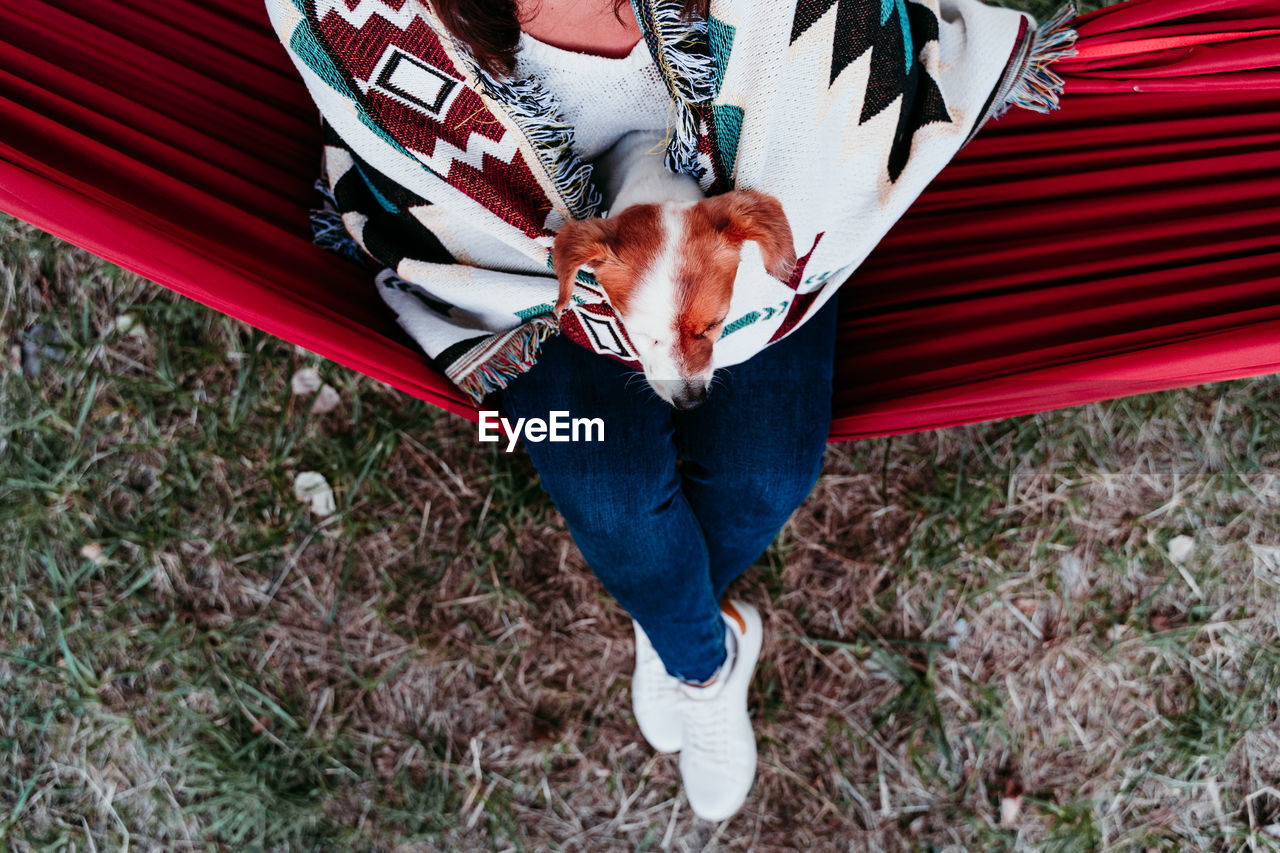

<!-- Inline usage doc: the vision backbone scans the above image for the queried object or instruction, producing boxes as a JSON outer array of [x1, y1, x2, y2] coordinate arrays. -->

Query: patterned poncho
[[265, 0, 1076, 403]]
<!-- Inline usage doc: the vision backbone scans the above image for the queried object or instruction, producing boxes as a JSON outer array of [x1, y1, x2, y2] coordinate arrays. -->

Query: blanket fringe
[[468, 67, 602, 221], [450, 315, 561, 403], [310, 178, 370, 266], [996, 2, 1079, 118], [632, 0, 718, 105], [631, 0, 719, 181]]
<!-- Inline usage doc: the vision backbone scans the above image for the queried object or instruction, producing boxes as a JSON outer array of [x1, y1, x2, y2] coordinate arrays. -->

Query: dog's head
[[552, 189, 795, 409]]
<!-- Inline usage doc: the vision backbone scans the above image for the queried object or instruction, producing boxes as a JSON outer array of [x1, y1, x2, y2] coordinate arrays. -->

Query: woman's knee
[[705, 440, 827, 522], [524, 439, 682, 540], [554, 476, 679, 541]]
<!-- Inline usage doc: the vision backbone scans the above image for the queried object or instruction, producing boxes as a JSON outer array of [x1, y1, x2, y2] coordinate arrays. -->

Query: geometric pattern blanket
[[265, 0, 1076, 404]]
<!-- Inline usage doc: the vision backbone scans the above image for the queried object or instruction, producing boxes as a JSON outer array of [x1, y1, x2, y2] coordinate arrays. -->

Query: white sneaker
[[677, 599, 762, 822], [632, 619, 685, 753]]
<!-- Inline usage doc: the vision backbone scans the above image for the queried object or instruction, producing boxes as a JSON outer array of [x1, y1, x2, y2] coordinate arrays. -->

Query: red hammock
[[1, 0, 1277, 440]]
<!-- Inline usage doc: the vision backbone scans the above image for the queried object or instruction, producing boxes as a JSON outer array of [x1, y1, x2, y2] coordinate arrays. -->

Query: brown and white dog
[[552, 131, 796, 409]]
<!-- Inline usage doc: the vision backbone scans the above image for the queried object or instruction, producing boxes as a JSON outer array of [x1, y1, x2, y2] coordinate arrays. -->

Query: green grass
[[0, 217, 500, 848]]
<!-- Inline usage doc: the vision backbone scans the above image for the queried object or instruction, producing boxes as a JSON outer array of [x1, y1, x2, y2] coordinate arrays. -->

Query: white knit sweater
[[514, 33, 672, 162]]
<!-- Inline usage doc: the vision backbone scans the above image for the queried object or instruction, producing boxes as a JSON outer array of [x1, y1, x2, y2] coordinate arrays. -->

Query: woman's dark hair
[[432, 0, 707, 78]]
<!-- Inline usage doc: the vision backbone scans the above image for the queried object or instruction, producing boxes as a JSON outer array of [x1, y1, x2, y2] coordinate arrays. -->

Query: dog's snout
[[649, 378, 711, 409], [672, 382, 708, 410]]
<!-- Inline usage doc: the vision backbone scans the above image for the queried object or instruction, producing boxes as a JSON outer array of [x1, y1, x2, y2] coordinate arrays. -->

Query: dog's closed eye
[[692, 317, 726, 340]]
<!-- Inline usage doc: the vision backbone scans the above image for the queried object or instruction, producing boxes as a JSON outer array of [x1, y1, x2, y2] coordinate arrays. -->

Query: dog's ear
[[705, 189, 797, 282], [552, 218, 615, 317]]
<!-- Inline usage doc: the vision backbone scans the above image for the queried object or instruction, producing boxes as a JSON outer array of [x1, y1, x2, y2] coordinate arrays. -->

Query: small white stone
[[1000, 794, 1022, 827], [1057, 553, 1088, 598], [291, 367, 322, 395], [114, 313, 149, 340], [947, 618, 969, 650], [293, 471, 336, 517], [310, 384, 341, 414], [1167, 535, 1195, 564], [80, 542, 107, 566]]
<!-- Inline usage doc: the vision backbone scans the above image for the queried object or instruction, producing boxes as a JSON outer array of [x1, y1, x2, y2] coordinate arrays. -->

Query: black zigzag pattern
[[331, 152, 454, 270], [791, 0, 952, 181], [886, 3, 951, 181]]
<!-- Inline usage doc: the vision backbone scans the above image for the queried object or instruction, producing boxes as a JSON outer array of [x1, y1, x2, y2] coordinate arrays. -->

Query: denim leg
[[674, 294, 840, 601], [490, 332, 727, 683]]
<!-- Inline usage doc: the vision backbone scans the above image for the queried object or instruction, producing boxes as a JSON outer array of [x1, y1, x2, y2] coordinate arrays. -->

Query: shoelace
[[680, 635, 751, 770], [681, 692, 750, 770]]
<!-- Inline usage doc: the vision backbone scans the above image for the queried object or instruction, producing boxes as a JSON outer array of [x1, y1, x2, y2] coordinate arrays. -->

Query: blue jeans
[[490, 295, 838, 682]]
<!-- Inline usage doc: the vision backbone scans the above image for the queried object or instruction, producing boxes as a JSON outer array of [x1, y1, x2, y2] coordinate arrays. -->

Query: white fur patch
[[620, 204, 692, 383]]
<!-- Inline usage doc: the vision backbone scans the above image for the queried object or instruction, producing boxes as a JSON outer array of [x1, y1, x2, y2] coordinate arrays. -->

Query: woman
[[448, 1, 836, 823], [267, 0, 1054, 821]]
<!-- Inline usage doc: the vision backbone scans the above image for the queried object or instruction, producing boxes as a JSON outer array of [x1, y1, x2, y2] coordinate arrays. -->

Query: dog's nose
[[673, 383, 708, 410]]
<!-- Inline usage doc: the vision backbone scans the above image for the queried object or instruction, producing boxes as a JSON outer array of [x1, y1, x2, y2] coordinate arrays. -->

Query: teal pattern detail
[[880, 0, 914, 73], [719, 299, 790, 339], [711, 104, 744, 181], [354, 163, 399, 214], [720, 311, 759, 338], [292, 18, 416, 165], [515, 303, 555, 320], [358, 112, 413, 160], [706, 17, 742, 183], [290, 22, 357, 100], [707, 16, 735, 94]]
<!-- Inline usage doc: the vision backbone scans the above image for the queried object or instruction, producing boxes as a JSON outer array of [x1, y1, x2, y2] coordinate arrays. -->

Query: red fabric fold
[[0, 0, 1277, 441]]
